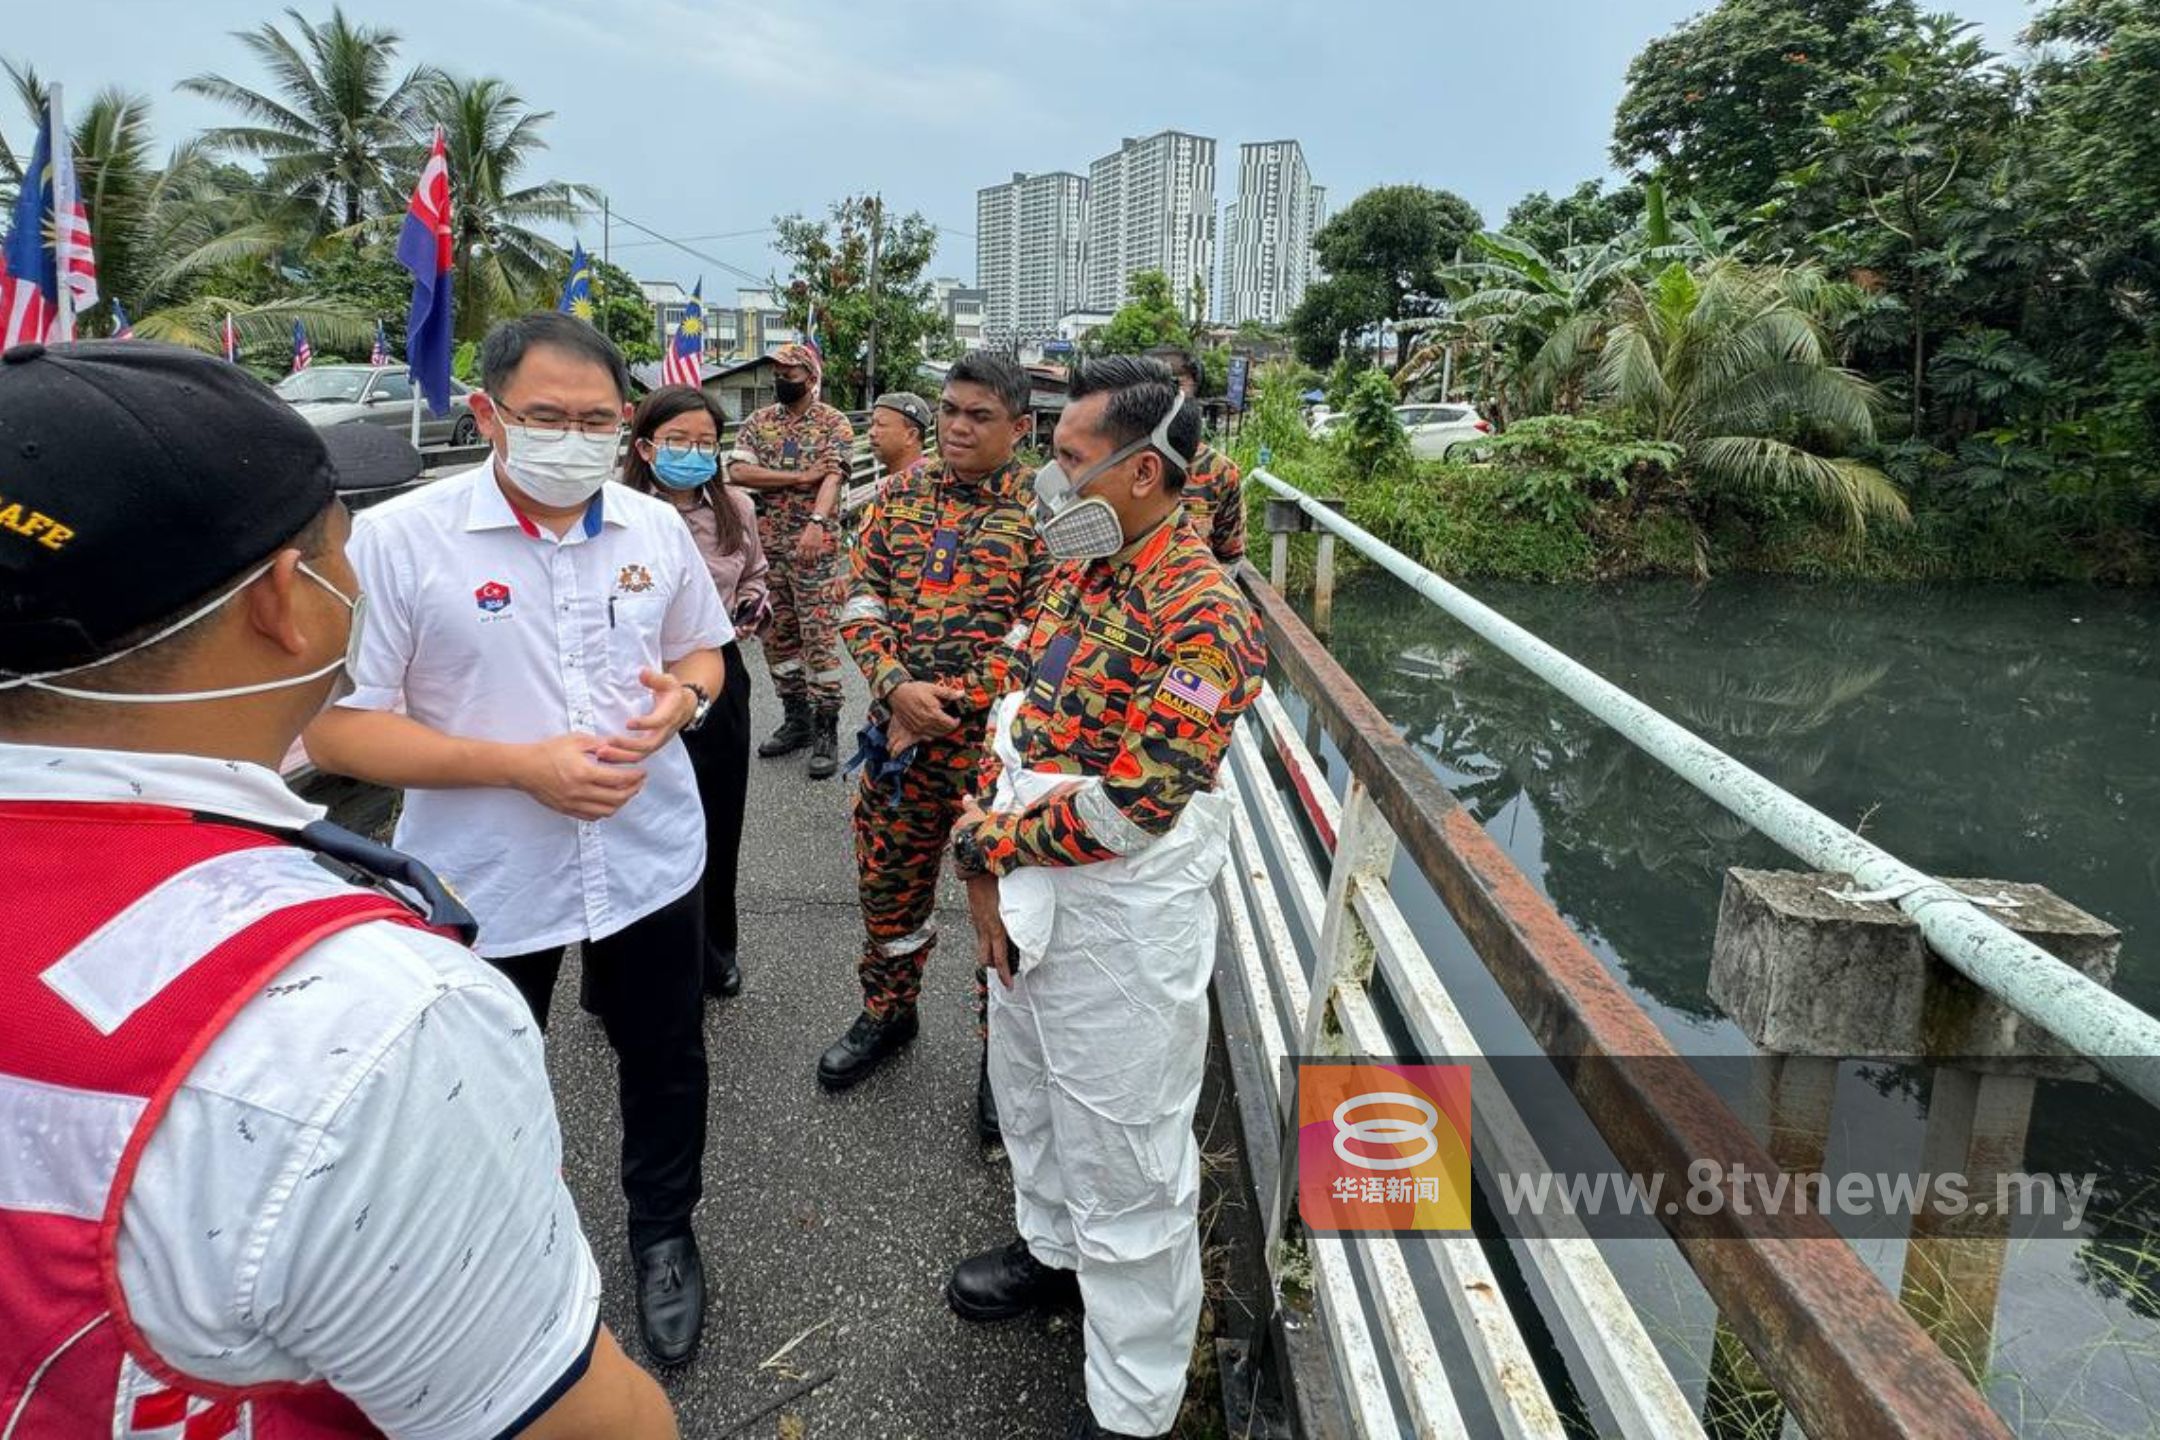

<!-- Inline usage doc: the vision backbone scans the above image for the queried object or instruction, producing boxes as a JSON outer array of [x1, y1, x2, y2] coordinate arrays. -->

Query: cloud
[[514, 0, 1021, 119]]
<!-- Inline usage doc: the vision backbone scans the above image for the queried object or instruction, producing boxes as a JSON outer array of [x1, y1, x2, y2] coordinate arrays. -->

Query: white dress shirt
[[0, 742, 603, 1440], [340, 465, 734, 957]]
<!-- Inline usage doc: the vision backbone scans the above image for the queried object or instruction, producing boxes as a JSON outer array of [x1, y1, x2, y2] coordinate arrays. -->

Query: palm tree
[[424, 75, 595, 340], [1596, 259, 1909, 536], [1431, 231, 1644, 419], [179, 6, 431, 234]]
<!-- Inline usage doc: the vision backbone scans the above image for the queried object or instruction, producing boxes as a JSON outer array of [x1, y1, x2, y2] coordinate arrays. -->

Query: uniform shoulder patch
[[1155, 654, 1230, 725]]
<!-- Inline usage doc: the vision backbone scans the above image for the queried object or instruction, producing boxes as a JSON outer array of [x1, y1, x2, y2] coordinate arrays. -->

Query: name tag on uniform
[[982, 511, 1035, 539], [780, 437, 800, 467], [888, 501, 936, 524], [923, 526, 960, 587], [1042, 588, 1076, 620], [1085, 614, 1150, 659]]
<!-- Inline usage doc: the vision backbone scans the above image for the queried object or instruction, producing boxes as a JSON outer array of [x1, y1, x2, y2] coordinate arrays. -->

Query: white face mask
[[1033, 392, 1191, 561], [0, 561, 362, 705], [496, 420, 620, 508]]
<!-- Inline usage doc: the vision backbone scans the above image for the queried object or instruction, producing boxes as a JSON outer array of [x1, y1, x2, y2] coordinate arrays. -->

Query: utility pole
[[602, 196, 611, 268], [865, 194, 883, 406]]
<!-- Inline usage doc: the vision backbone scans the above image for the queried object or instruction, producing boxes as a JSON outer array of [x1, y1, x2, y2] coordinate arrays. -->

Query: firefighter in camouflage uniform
[[820, 352, 1050, 1146], [727, 342, 854, 778], [943, 356, 1265, 1440], [1151, 344, 1245, 566]]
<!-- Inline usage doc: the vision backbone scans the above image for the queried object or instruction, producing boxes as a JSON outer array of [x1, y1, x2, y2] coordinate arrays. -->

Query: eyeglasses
[[649, 438, 721, 459], [491, 400, 625, 441]]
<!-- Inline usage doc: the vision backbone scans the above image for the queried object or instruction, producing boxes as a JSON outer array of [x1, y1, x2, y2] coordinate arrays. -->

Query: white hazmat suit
[[983, 692, 1234, 1437]]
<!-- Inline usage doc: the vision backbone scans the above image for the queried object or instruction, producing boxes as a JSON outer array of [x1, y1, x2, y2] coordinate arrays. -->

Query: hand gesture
[[794, 521, 834, 565], [966, 872, 1013, 988], [886, 679, 966, 755], [517, 732, 647, 822], [597, 668, 696, 763]]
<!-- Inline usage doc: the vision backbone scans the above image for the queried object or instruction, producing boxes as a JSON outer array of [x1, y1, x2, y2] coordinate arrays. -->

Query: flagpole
[[48, 86, 74, 343]]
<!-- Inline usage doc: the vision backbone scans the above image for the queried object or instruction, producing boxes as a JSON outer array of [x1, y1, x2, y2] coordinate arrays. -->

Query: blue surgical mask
[[653, 446, 718, 490]]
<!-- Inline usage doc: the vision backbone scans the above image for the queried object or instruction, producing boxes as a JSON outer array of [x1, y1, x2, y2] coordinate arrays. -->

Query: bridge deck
[[544, 654, 1090, 1439]]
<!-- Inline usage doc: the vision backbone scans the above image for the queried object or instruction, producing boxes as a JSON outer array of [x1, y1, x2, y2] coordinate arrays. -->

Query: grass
[[1237, 445, 2159, 588]]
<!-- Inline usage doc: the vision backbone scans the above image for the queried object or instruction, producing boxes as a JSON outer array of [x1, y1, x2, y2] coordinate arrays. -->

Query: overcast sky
[[16, 0, 2037, 296]]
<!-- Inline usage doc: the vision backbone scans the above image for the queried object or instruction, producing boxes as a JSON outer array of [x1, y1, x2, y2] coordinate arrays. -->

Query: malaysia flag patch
[[1157, 664, 1225, 725]]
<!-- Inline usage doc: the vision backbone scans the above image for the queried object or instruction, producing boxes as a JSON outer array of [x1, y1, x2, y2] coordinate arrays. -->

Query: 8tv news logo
[[1297, 1062, 1473, 1234]]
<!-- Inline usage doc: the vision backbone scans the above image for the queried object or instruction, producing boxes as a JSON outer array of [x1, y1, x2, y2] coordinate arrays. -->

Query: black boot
[[946, 1236, 1081, 1322], [816, 1008, 919, 1091], [1064, 1410, 1148, 1440], [758, 694, 813, 758], [806, 709, 840, 780], [976, 1047, 1002, 1145], [703, 945, 741, 999], [632, 1233, 705, 1366]]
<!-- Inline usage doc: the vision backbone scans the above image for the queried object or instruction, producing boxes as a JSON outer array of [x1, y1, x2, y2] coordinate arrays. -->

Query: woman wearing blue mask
[[621, 385, 768, 1001]]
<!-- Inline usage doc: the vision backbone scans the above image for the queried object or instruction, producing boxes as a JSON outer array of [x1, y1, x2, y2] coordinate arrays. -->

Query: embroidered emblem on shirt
[[1156, 664, 1226, 725], [616, 563, 655, 594], [474, 581, 512, 614]]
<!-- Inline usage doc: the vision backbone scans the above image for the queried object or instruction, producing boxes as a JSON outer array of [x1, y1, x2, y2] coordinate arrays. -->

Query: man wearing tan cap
[[728, 341, 855, 779]]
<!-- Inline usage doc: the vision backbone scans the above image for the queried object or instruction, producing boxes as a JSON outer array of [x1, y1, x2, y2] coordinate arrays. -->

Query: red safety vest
[[0, 798, 446, 1438]]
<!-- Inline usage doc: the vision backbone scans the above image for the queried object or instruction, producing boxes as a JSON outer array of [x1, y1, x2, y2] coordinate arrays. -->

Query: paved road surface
[[544, 651, 1090, 1439]]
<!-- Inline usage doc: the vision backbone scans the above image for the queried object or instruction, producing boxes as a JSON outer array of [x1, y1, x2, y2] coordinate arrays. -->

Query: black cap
[[0, 340, 421, 675]]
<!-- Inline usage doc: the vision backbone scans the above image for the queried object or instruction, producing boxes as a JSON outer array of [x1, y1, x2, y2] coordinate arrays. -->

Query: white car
[[1309, 402, 1493, 460]]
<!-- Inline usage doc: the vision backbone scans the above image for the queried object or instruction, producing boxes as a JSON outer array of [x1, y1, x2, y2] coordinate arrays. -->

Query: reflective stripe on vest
[[0, 801, 433, 1438]]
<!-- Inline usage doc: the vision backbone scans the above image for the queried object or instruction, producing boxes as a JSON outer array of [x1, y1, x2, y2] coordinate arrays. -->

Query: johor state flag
[[291, 320, 312, 372], [1, 89, 99, 346], [558, 240, 593, 320], [396, 126, 454, 416], [661, 278, 705, 387]]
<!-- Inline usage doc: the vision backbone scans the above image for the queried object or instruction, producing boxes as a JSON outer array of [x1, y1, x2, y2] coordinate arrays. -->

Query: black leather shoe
[[946, 1236, 1080, 1322], [704, 946, 742, 999], [806, 711, 840, 780], [632, 1234, 705, 1366], [816, 1008, 919, 1091], [975, 1050, 1002, 1145], [1065, 1409, 1148, 1439]]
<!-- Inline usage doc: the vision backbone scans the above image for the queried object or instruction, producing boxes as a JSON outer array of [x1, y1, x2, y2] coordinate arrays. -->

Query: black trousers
[[682, 639, 752, 960], [491, 884, 707, 1251]]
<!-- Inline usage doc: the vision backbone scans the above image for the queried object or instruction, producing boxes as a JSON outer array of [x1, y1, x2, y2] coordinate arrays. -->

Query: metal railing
[[1213, 509, 2046, 1434], [1251, 470, 2159, 1107]]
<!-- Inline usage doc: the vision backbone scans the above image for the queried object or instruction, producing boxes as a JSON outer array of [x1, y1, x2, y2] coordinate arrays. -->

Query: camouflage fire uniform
[[840, 456, 1051, 1020], [1180, 441, 1246, 567], [736, 399, 855, 714], [961, 514, 1265, 873]]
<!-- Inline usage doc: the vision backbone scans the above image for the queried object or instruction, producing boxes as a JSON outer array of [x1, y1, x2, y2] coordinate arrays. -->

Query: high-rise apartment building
[[1084, 131, 1217, 318], [976, 171, 1088, 345], [1222, 140, 1325, 325]]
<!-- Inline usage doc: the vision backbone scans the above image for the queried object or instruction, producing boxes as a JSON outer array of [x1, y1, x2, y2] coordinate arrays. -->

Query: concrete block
[[1709, 869, 2121, 1078]]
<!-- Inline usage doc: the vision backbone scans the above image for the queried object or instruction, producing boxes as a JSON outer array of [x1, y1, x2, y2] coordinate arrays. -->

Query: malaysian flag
[[396, 126, 454, 417], [291, 320, 312, 372], [221, 311, 239, 363], [557, 240, 593, 320], [661, 278, 704, 387], [0, 87, 99, 346], [110, 298, 135, 339], [370, 318, 388, 366], [801, 300, 822, 362]]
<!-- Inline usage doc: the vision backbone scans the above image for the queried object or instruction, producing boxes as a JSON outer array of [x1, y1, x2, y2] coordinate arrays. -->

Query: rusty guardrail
[[1219, 563, 2013, 1439]]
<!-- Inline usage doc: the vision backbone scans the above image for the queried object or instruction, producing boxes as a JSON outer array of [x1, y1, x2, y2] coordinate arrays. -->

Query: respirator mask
[[1031, 392, 1190, 561]]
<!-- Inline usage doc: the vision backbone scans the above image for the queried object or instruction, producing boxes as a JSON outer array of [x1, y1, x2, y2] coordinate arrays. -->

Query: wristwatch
[[805, 513, 835, 530], [950, 821, 989, 879], [683, 681, 714, 733]]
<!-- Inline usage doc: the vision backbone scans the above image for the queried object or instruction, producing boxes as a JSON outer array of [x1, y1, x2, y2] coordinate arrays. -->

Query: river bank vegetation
[[1262, 0, 2158, 584]]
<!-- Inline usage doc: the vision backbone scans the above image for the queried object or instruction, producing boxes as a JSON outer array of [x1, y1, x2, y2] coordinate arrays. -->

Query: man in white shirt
[[306, 314, 733, 1366], [0, 338, 674, 1437]]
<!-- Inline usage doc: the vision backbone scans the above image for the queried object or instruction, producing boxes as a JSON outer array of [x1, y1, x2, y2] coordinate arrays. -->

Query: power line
[[577, 204, 770, 288]]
